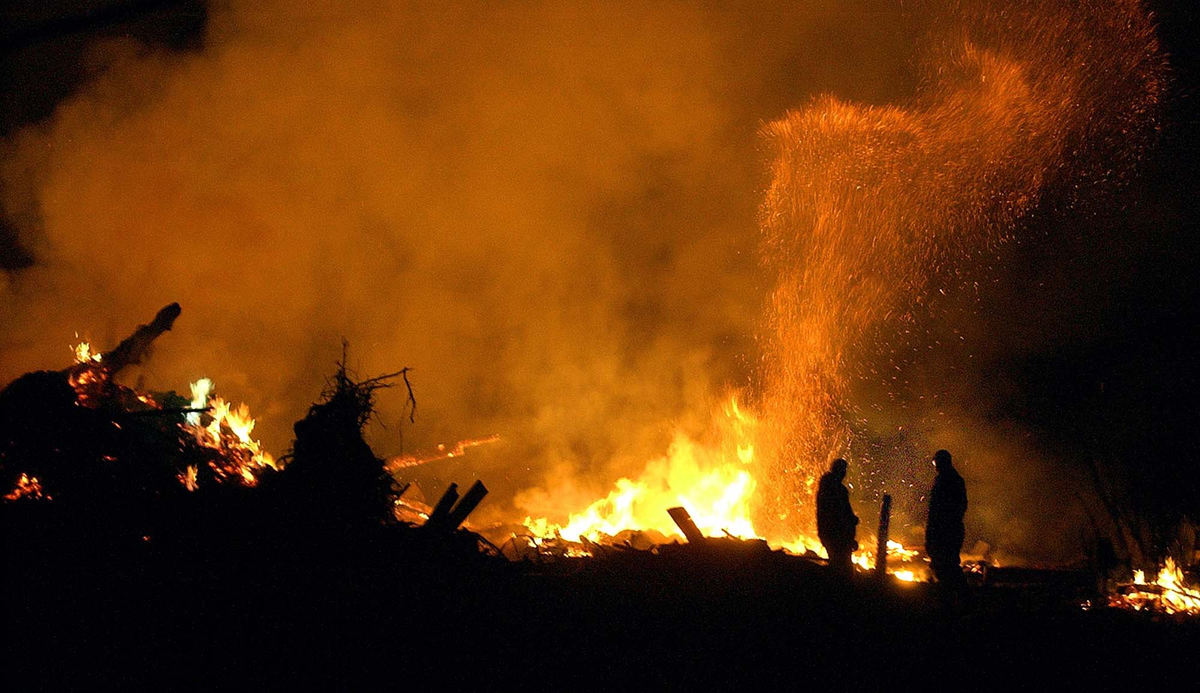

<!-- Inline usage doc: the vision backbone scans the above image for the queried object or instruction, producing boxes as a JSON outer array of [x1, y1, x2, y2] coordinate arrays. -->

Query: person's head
[[830, 458, 848, 479], [932, 449, 953, 471]]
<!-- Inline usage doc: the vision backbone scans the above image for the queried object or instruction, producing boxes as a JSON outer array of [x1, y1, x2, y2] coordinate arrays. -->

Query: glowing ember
[[72, 339, 102, 364], [5, 473, 50, 501], [179, 465, 200, 492], [67, 341, 108, 405]]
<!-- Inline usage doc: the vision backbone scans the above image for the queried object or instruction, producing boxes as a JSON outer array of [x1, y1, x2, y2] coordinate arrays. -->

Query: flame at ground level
[[1109, 558, 1200, 615], [514, 397, 940, 583], [522, 397, 770, 544]]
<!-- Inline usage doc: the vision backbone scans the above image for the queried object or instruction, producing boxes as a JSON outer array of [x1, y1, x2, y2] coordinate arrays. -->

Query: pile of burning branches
[[0, 302, 502, 568], [0, 303, 280, 504], [1102, 558, 1200, 616]]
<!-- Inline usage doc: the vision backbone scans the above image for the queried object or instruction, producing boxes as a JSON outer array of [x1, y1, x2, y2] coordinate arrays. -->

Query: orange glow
[[5, 473, 50, 501], [516, 395, 933, 581], [72, 340, 102, 365], [179, 465, 200, 492]]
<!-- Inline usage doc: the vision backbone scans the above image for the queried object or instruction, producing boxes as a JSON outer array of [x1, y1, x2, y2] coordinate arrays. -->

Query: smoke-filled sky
[[2, 1, 1198, 563]]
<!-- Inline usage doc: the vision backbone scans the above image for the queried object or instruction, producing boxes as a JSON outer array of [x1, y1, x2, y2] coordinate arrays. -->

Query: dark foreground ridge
[[7, 522, 1199, 690]]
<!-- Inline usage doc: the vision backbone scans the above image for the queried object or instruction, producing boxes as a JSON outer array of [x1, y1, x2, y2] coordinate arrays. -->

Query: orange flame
[[5, 473, 50, 501], [181, 378, 280, 488], [1110, 558, 1200, 615], [385, 434, 502, 473], [524, 397, 788, 546]]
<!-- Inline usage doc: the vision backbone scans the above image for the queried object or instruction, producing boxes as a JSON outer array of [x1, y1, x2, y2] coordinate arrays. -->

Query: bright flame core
[[524, 396, 765, 544], [182, 378, 279, 487], [1112, 558, 1200, 615]]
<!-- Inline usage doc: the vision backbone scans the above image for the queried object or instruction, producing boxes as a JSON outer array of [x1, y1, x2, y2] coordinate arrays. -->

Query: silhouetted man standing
[[817, 458, 858, 575], [926, 449, 967, 589]]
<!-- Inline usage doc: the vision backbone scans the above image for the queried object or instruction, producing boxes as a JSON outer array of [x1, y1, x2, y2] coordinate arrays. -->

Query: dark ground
[[6, 511, 1197, 690]]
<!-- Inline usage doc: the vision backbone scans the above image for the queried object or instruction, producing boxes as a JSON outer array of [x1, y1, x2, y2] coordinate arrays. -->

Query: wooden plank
[[667, 506, 706, 544], [424, 482, 459, 530], [445, 480, 488, 530]]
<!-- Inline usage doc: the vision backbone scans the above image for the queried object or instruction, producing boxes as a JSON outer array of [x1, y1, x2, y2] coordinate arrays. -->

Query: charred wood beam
[[667, 506, 706, 544], [424, 482, 459, 531], [101, 302, 181, 375], [63, 302, 181, 379], [445, 480, 488, 531], [423, 480, 489, 532]]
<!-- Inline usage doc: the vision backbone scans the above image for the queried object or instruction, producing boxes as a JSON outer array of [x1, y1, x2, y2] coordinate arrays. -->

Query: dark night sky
[[1, 1, 1197, 547]]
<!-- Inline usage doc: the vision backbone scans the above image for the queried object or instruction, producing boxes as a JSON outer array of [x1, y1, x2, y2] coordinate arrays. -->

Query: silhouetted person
[[817, 458, 859, 575], [926, 449, 967, 589]]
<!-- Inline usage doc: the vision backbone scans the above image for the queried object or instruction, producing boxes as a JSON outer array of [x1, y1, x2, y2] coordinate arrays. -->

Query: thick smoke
[[0, 1, 917, 512]]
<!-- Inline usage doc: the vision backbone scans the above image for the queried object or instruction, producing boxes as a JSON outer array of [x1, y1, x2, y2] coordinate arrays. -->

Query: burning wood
[[4, 305, 285, 501], [1105, 559, 1200, 615]]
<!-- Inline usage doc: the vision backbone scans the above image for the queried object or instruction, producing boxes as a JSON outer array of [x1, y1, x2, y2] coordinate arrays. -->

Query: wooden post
[[445, 480, 488, 530], [424, 482, 459, 530], [875, 494, 892, 580]]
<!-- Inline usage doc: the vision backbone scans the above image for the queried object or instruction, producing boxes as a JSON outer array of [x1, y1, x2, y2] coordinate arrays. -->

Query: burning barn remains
[[4, 0, 1200, 687]]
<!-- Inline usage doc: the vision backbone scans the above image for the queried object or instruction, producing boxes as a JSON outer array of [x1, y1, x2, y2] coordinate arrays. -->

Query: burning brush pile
[[1102, 558, 1200, 616], [3, 304, 1198, 620], [0, 303, 281, 506], [0, 303, 495, 563]]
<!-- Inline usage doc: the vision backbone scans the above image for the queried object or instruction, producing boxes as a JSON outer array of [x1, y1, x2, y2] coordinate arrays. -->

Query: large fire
[[518, 394, 926, 582], [523, 396, 768, 546], [1, 1, 1189, 627]]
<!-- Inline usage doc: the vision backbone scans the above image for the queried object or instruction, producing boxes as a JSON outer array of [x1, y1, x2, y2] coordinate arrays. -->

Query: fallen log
[[102, 302, 181, 375]]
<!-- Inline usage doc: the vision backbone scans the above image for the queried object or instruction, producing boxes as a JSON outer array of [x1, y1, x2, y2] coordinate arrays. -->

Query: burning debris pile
[[0, 303, 281, 507], [0, 304, 496, 558], [4, 305, 1200, 690], [1104, 558, 1200, 616]]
